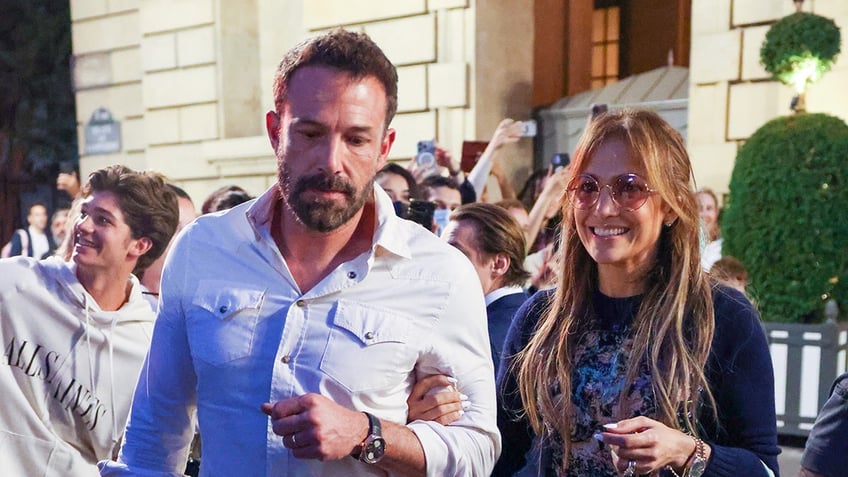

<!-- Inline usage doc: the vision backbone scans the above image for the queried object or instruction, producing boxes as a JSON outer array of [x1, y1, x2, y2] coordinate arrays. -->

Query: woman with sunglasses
[[493, 109, 779, 477]]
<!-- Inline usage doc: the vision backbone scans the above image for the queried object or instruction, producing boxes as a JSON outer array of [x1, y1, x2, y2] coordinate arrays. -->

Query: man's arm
[[99, 237, 198, 476], [799, 374, 848, 477], [405, 255, 501, 476], [262, 251, 498, 476], [263, 394, 428, 476]]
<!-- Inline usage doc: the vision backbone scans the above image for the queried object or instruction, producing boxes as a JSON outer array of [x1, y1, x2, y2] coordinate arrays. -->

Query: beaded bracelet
[[664, 434, 703, 477]]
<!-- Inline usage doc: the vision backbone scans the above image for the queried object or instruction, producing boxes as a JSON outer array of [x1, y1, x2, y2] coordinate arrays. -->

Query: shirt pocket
[[320, 299, 413, 393], [187, 280, 265, 366]]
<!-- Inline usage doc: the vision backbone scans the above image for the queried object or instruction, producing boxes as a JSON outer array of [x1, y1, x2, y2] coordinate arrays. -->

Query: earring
[[664, 221, 674, 227]]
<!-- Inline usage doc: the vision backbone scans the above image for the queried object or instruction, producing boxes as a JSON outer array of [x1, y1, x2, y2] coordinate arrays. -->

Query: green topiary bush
[[760, 12, 841, 91], [723, 113, 848, 323]]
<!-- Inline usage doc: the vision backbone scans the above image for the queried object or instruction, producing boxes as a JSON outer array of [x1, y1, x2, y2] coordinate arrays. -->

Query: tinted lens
[[566, 173, 652, 210], [612, 174, 651, 210], [566, 175, 600, 209]]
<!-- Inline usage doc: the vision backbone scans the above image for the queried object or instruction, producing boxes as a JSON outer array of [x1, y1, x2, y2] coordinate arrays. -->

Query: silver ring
[[623, 460, 636, 477]]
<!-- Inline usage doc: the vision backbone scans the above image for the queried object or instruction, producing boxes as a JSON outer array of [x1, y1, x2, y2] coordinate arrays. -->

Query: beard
[[278, 160, 374, 233]]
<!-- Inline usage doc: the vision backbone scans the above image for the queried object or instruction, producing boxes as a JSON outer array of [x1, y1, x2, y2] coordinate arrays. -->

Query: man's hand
[[406, 374, 469, 425], [435, 146, 461, 177], [261, 393, 368, 461]]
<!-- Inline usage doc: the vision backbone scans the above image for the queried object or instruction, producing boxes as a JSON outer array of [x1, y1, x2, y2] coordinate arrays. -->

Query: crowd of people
[[0, 27, 844, 477]]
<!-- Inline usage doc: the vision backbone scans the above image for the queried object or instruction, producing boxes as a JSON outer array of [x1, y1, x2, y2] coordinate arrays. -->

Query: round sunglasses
[[566, 173, 657, 211]]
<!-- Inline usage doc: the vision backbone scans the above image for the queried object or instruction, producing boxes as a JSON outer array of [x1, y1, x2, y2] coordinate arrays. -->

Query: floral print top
[[544, 292, 659, 476]]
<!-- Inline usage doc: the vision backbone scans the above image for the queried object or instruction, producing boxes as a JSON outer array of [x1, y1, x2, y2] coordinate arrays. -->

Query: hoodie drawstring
[[108, 315, 118, 450], [84, 295, 96, 398], [83, 293, 120, 452]]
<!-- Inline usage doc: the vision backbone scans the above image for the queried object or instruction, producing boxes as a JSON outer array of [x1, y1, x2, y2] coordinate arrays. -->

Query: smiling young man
[[0, 165, 179, 476], [101, 29, 499, 477]]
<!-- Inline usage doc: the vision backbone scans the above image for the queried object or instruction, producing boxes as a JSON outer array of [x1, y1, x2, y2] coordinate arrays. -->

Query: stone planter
[[765, 321, 848, 436]]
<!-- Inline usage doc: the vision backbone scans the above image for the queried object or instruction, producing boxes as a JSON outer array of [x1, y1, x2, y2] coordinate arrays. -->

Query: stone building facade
[[688, 0, 847, 194], [70, 0, 534, 203], [70, 0, 847, 202]]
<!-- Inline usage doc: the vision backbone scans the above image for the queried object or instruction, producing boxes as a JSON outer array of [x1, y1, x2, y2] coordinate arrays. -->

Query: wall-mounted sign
[[84, 107, 121, 155]]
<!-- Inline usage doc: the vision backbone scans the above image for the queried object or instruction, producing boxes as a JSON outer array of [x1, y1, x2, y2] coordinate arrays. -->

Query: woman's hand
[[595, 416, 708, 476], [406, 374, 470, 425]]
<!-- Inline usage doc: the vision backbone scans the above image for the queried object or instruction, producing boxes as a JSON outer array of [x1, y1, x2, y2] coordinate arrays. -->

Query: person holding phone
[[464, 118, 527, 201], [494, 109, 779, 477]]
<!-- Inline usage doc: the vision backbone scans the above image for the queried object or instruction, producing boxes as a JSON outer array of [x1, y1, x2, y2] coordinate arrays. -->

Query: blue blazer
[[486, 290, 530, 375]]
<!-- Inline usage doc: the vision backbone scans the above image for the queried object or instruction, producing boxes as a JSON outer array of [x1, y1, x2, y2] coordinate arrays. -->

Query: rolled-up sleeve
[[407, 257, 501, 476]]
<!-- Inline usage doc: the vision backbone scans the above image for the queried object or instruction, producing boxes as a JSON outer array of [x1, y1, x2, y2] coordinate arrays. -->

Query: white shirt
[[702, 238, 723, 271], [100, 185, 500, 477], [28, 225, 51, 259], [484, 285, 526, 307], [0, 257, 156, 477]]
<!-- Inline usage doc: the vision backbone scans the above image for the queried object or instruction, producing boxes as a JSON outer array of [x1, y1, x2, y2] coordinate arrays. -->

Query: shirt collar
[[485, 285, 525, 306], [244, 182, 413, 260], [371, 183, 412, 259]]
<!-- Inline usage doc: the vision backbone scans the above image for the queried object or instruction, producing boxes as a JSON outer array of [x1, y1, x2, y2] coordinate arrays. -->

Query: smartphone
[[520, 120, 537, 137], [591, 103, 608, 119], [416, 140, 436, 169], [551, 153, 570, 172]]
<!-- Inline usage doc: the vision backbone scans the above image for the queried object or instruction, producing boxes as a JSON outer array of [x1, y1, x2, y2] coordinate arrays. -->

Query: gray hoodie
[[0, 256, 156, 476]]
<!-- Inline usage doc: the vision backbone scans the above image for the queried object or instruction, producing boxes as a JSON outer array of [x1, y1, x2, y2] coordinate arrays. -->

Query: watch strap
[[364, 411, 381, 437], [355, 412, 386, 464]]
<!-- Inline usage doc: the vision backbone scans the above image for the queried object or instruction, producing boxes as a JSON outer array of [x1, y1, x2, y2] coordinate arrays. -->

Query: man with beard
[[100, 29, 499, 477]]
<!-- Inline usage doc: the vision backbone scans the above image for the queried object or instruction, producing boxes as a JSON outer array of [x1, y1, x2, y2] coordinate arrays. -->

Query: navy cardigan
[[493, 285, 780, 477]]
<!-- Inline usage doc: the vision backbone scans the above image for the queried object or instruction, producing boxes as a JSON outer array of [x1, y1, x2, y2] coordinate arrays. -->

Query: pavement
[[779, 445, 803, 477]]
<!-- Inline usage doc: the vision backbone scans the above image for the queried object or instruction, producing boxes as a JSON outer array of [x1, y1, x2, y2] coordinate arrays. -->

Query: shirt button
[[219, 305, 228, 313], [296, 300, 305, 307], [281, 355, 291, 364], [364, 331, 375, 340], [347, 271, 357, 279]]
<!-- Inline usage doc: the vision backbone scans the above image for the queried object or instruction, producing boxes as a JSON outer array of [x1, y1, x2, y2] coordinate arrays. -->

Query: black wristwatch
[[355, 412, 386, 464]]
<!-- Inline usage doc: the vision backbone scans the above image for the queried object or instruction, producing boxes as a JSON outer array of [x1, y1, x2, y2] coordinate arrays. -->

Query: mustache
[[294, 173, 356, 196]]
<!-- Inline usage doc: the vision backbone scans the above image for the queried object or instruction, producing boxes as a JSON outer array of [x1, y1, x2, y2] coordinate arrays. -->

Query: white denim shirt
[[100, 185, 500, 477]]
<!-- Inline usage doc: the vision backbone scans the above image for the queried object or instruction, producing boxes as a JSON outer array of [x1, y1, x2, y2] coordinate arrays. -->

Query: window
[[591, 5, 620, 88]]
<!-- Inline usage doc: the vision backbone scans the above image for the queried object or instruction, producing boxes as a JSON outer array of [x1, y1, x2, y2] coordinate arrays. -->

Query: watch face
[[361, 436, 386, 464], [688, 459, 706, 477]]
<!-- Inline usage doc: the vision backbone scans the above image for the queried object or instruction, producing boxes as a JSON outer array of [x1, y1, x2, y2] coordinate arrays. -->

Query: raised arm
[[524, 167, 569, 251], [466, 119, 524, 200]]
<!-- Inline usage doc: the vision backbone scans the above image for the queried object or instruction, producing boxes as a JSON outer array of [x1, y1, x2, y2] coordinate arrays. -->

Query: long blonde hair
[[515, 109, 715, 468]]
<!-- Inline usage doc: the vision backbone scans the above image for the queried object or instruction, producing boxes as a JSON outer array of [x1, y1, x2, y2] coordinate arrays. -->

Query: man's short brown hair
[[450, 202, 530, 288], [272, 29, 398, 129], [84, 165, 179, 276]]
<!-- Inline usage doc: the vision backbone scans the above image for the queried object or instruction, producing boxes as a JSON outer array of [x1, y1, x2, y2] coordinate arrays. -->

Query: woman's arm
[[524, 168, 569, 251], [703, 286, 780, 476], [466, 119, 524, 201]]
